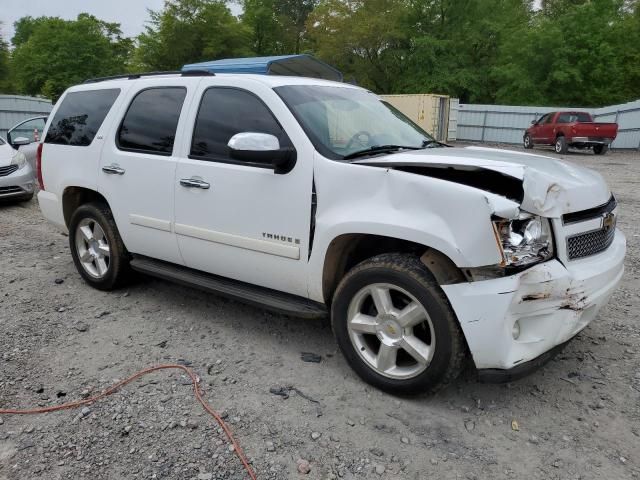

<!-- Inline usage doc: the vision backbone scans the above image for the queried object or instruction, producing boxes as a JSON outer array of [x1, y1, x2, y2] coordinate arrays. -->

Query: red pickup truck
[[523, 111, 618, 155]]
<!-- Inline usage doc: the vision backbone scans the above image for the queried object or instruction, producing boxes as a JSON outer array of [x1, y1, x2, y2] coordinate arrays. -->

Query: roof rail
[[83, 70, 215, 84]]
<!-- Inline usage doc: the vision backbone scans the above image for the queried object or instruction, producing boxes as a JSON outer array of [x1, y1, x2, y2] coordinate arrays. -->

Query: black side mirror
[[531, 120, 536, 125]]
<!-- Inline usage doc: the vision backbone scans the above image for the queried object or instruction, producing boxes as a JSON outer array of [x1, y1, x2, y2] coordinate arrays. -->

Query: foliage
[[241, 0, 318, 54], [134, 0, 252, 71], [3, 0, 640, 106], [10, 14, 132, 101], [0, 29, 12, 93]]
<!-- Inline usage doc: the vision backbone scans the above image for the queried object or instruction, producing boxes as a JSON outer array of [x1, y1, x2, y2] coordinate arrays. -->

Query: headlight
[[10, 151, 27, 169], [493, 213, 553, 267]]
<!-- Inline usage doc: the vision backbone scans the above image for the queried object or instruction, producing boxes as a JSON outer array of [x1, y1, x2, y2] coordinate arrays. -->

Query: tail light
[[36, 143, 45, 190]]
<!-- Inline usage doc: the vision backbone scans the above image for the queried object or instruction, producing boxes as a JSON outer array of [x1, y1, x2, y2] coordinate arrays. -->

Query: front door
[[173, 81, 314, 298]]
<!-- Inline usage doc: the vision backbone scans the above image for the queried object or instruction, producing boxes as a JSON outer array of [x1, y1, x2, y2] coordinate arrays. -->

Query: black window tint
[[190, 88, 289, 162], [45, 89, 120, 146], [118, 88, 186, 155]]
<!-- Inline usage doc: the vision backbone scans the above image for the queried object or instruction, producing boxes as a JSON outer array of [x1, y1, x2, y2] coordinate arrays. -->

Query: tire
[[593, 144, 608, 155], [554, 136, 568, 154], [331, 253, 466, 395], [68, 202, 131, 290], [523, 134, 533, 149]]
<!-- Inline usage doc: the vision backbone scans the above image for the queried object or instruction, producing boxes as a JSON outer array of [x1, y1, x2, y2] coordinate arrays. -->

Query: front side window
[[45, 89, 120, 146], [275, 85, 437, 159], [118, 87, 187, 155], [190, 88, 290, 164]]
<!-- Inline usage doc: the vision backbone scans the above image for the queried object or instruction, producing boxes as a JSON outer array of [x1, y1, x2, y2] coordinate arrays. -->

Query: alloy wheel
[[346, 283, 436, 379], [75, 218, 111, 278]]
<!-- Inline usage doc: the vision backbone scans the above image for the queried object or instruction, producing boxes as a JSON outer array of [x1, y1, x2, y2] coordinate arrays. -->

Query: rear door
[[173, 78, 314, 298], [98, 78, 198, 265]]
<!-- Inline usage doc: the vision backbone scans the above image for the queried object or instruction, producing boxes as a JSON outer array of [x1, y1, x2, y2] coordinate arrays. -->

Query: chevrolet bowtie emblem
[[603, 212, 616, 230]]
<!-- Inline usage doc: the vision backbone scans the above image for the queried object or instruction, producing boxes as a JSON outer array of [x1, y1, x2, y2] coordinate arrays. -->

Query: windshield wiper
[[343, 144, 422, 160], [422, 139, 448, 148]]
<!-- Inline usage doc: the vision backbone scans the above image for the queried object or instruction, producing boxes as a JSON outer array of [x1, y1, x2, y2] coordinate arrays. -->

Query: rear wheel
[[331, 253, 466, 395], [593, 144, 608, 155], [554, 136, 568, 154], [523, 134, 533, 149], [69, 202, 131, 290]]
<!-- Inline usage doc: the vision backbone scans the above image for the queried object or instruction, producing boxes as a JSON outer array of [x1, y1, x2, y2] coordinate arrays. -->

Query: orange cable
[[0, 364, 258, 480]]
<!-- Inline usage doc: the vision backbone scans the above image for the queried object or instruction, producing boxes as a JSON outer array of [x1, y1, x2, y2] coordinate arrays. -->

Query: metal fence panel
[[457, 100, 640, 150], [0, 95, 52, 139]]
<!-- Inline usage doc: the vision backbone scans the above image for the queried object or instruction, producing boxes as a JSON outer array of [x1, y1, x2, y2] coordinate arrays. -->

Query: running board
[[130, 256, 328, 319]]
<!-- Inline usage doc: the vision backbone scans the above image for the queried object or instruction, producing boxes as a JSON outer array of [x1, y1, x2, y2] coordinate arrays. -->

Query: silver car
[[0, 136, 35, 202]]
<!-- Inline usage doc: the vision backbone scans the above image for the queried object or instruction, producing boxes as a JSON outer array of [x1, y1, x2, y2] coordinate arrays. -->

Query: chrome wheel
[[524, 135, 531, 148], [555, 140, 562, 153], [75, 218, 110, 278], [347, 283, 436, 379]]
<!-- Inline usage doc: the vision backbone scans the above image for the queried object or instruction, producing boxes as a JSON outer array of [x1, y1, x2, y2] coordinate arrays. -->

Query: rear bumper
[[442, 229, 626, 371], [37, 190, 67, 231], [0, 164, 35, 201], [568, 136, 613, 145]]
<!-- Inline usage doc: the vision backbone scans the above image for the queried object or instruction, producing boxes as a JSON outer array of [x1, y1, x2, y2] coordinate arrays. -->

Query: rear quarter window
[[45, 89, 120, 146]]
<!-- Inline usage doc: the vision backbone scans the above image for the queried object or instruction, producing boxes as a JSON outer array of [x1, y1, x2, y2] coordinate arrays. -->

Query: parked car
[[6, 115, 48, 171], [0, 136, 35, 202], [37, 72, 625, 394], [523, 111, 618, 154]]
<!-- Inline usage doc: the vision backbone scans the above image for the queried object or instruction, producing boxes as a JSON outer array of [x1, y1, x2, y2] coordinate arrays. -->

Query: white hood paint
[[0, 142, 17, 167], [355, 146, 610, 218]]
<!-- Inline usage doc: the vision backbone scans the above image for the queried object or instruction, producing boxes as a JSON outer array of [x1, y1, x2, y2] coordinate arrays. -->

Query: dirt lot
[[1, 145, 639, 480]]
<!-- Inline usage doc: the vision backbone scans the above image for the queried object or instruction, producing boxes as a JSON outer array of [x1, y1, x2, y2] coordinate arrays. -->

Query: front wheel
[[593, 144, 608, 155], [331, 254, 466, 395], [523, 134, 533, 149], [68, 202, 131, 290]]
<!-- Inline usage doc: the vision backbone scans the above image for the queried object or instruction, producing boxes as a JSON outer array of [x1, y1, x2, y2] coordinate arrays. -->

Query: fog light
[[512, 321, 521, 340]]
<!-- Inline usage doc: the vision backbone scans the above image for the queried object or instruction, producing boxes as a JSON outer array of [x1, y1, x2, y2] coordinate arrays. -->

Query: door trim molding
[[175, 223, 300, 260], [129, 214, 172, 232]]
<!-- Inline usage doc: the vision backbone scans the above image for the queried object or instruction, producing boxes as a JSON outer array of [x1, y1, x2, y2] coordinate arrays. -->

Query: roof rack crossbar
[[83, 70, 215, 84]]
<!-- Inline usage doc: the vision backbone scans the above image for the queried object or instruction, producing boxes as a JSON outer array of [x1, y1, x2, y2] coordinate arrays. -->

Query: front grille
[[567, 226, 615, 260], [0, 165, 19, 177], [0, 186, 23, 195]]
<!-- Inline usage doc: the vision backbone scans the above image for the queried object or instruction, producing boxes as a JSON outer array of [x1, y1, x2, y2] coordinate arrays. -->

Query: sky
[[0, 0, 242, 43]]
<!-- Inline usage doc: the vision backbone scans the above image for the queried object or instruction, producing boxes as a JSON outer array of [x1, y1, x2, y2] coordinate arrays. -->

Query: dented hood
[[354, 146, 610, 217]]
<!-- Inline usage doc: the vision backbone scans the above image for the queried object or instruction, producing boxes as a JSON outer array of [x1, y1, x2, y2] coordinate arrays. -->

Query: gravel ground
[[1, 145, 639, 480]]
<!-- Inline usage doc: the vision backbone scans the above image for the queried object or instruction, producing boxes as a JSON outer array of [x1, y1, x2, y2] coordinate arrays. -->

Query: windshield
[[274, 85, 437, 159]]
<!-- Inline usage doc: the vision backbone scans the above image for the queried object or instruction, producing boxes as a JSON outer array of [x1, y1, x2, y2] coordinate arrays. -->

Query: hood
[[354, 146, 610, 218], [0, 142, 16, 167]]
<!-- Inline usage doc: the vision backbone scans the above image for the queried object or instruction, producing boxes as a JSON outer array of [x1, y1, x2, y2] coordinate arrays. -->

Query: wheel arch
[[321, 233, 465, 305], [62, 186, 109, 228]]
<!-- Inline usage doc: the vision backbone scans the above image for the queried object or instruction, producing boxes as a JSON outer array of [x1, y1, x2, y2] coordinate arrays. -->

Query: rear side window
[[45, 89, 120, 146], [117, 87, 187, 156], [190, 87, 290, 163]]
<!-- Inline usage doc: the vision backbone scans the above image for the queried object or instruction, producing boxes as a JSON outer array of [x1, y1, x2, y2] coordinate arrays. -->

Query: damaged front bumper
[[441, 229, 626, 377]]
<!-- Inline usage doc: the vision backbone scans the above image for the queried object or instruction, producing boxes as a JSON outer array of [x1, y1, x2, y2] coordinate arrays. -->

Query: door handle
[[180, 178, 210, 189], [102, 164, 125, 175]]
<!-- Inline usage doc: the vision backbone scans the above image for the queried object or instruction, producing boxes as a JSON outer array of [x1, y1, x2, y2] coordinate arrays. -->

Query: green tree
[[493, 0, 637, 106], [242, 0, 318, 54], [307, 0, 411, 92], [11, 14, 133, 100], [0, 29, 12, 93], [135, 0, 252, 71]]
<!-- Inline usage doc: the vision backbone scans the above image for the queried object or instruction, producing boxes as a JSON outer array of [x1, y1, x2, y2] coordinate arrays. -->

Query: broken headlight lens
[[493, 214, 553, 267]]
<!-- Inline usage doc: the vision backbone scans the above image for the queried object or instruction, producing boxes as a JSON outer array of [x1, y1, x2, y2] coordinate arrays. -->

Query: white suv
[[37, 71, 626, 394]]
